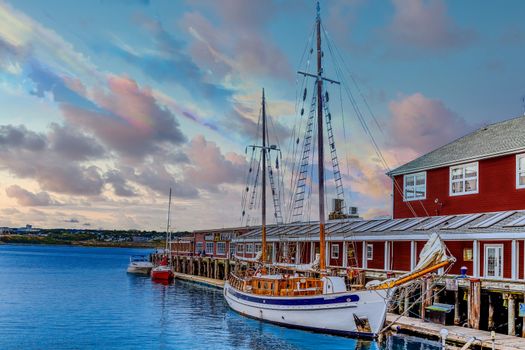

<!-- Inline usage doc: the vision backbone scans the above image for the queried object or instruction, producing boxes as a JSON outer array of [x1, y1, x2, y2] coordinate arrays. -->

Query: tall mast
[[316, 1, 326, 272], [261, 89, 267, 264], [165, 187, 172, 256]]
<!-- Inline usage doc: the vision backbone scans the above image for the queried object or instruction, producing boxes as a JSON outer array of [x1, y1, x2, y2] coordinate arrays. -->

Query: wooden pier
[[387, 314, 525, 350]]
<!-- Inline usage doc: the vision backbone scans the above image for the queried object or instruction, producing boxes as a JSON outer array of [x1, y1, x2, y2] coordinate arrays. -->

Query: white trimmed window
[[403, 172, 426, 201], [255, 243, 262, 253], [216, 242, 226, 255], [331, 244, 340, 259], [246, 243, 254, 254], [195, 242, 203, 254], [237, 244, 244, 254], [366, 244, 373, 260], [484, 244, 503, 278], [450, 162, 478, 196], [205, 242, 214, 255], [517, 154, 525, 189]]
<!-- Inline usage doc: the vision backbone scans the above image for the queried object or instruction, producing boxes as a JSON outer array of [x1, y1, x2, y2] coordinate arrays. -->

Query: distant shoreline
[[0, 236, 160, 249]]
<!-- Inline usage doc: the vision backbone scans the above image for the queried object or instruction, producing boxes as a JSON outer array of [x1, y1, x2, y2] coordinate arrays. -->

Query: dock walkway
[[387, 314, 525, 350], [173, 272, 224, 289]]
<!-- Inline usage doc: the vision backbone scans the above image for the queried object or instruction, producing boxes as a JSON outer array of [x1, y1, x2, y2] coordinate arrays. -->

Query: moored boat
[[224, 2, 454, 338], [151, 188, 175, 283], [151, 256, 174, 281], [127, 255, 153, 275]]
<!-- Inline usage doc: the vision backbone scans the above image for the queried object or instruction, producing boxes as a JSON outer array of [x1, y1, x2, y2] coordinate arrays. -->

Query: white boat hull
[[224, 281, 389, 338], [127, 263, 153, 275]]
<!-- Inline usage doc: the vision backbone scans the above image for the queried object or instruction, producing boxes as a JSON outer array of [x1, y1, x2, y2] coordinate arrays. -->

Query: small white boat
[[127, 255, 153, 275]]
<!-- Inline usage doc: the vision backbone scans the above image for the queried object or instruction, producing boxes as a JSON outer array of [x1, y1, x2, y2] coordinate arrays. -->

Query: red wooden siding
[[393, 154, 525, 219], [392, 241, 411, 271], [444, 241, 473, 275], [300, 242, 311, 264], [366, 241, 385, 269]]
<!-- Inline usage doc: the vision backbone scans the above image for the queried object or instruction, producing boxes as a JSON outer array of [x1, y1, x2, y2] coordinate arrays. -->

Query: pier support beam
[[454, 290, 461, 325], [522, 294, 525, 338], [468, 278, 481, 329], [420, 277, 432, 320], [488, 293, 495, 330], [224, 259, 230, 280], [214, 259, 218, 280], [508, 294, 516, 336]]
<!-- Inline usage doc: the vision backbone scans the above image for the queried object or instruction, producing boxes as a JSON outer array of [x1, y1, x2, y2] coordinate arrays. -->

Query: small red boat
[[151, 256, 174, 282]]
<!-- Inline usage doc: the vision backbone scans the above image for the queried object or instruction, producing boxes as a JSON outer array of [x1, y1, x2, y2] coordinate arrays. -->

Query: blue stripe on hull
[[228, 288, 359, 306]]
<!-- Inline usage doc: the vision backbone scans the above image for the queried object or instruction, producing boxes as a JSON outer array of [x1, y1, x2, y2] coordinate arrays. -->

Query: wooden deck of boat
[[387, 314, 525, 350], [173, 272, 225, 289]]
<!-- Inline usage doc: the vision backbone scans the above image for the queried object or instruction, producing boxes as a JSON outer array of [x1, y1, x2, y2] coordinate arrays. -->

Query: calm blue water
[[0, 244, 440, 349]]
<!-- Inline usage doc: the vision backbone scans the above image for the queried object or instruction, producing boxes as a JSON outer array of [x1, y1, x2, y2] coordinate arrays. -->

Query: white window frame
[[403, 172, 427, 201], [331, 244, 340, 259], [517, 154, 525, 189], [246, 243, 254, 254], [255, 243, 262, 253], [484, 244, 503, 279], [366, 243, 373, 260], [195, 242, 203, 254], [237, 244, 244, 254], [450, 162, 479, 196], [216, 242, 226, 255], [205, 241, 214, 255]]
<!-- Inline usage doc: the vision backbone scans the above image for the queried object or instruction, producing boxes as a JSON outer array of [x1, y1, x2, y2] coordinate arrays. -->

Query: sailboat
[[151, 188, 175, 282], [224, 2, 455, 338]]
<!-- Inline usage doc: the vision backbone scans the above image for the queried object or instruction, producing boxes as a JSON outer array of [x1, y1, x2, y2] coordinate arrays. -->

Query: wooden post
[[468, 278, 481, 329], [454, 290, 461, 325], [224, 259, 230, 280], [214, 259, 219, 280], [207, 258, 211, 278], [508, 294, 516, 336], [521, 294, 525, 338], [433, 287, 440, 304], [197, 258, 201, 276], [488, 293, 495, 330]]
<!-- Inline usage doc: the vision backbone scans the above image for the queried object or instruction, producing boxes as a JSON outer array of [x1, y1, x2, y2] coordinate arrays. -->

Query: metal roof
[[233, 209, 525, 242], [388, 115, 525, 176]]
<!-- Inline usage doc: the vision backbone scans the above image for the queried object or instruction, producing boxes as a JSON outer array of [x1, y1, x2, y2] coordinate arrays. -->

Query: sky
[[0, 0, 524, 231]]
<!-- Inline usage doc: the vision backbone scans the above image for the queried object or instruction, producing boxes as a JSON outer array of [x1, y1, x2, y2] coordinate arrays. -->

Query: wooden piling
[[454, 289, 461, 325], [522, 294, 525, 338], [468, 278, 481, 330], [214, 259, 218, 280], [488, 293, 495, 330], [421, 278, 432, 320], [508, 294, 516, 336], [224, 259, 230, 280], [197, 258, 201, 276]]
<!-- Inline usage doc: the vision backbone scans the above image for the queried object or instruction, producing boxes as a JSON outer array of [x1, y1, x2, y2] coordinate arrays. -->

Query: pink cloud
[[62, 75, 186, 160], [183, 135, 246, 192], [388, 92, 468, 155], [386, 0, 474, 50]]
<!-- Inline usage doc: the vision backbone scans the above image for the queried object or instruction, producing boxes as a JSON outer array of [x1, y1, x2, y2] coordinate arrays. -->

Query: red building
[[388, 116, 525, 219], [193, 227, 250, 258]]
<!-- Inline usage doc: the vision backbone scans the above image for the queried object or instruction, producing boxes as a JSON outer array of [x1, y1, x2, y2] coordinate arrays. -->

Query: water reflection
[[0, 245, 443, 350]]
